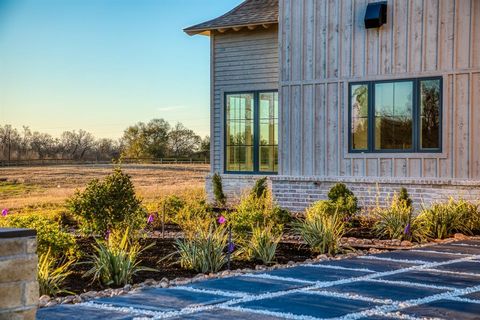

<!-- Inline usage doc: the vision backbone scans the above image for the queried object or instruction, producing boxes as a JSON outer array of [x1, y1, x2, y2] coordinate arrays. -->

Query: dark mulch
[[63, 236, 315, 295]]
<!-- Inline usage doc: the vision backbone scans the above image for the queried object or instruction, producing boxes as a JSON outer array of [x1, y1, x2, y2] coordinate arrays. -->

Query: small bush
[[418, 199, 473, 239], [373, 196, 426, 242], [68, 168, 147, 235], [175, 224, 228, 273], [0, 213, 77, 259], [398, 187, 413, 210], [38, 248, 74, 296], [249, 226, 281, 265], [229, 190, 290, 239], [84, 228, 155, 287], [251, 177, 268, 198], [295, 212, 345, 255], [176, 199, 215, 238], [212, 173, 226, 206], [317, 183, 360, 221]]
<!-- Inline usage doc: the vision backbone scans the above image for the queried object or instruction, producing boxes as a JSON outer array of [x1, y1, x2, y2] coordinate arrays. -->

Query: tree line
[[0, 119, 209, 162]]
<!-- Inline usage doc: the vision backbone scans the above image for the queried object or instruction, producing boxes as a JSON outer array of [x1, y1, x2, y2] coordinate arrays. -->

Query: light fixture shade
[[364, 2, 387, 29]]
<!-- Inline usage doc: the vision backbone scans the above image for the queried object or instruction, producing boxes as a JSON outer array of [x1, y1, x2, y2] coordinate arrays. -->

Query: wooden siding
[[211, 27, 279, 173], [279, 0, 480, 180]]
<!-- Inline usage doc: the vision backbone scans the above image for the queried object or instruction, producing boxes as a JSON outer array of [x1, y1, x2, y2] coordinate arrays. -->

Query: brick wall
[[208, 174, 480, 213], [0, 229, 38, 320]]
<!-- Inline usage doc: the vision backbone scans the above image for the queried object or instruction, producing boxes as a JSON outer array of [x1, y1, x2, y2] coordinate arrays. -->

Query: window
[[349, 77, 442, 153], [225, 91, 278, 173]]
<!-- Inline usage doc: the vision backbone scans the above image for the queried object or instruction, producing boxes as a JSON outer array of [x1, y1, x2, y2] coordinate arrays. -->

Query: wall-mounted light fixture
[[365, 1, 387, 29]]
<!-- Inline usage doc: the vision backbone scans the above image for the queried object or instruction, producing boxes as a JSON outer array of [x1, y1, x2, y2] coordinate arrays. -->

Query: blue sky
[[0, 0, 242, 138]]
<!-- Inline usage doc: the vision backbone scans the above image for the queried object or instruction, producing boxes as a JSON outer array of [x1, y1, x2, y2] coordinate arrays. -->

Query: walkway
[[37, 240, 480, 319]]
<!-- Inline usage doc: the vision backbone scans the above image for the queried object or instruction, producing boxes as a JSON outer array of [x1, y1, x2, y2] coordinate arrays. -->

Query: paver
[[37, 240, 480, 320]]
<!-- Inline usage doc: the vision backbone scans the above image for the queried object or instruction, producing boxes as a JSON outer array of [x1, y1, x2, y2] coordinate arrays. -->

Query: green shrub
[[398, 187, 413, 210], [295, 212, 345, 255], [174, 224, 228, 273], [248, 226, 281, 265], [318, 183, 360, 220], [0, 213, 77, 259], [84, 228, 155, 287], [229, 190, 290, 239], [418, 199, 473, 239], [373, 196, 426, 242], [251, 177, 268, 198], [176, 198, 215, 238], [68, 168, 147, 235], [38, 248, 74, 296], [212, 173, 226, 206]]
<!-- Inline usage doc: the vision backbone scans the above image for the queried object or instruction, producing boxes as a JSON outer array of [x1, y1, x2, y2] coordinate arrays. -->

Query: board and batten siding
[[211, 27, 279, 173], [278, 0, 480, 180]]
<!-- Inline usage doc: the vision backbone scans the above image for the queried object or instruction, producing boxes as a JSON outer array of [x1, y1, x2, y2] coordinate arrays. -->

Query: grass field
[[0, 164, 209, 212]]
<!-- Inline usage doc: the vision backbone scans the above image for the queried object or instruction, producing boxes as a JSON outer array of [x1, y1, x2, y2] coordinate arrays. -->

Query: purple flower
[[217, 215, 226, 224], [404, 223, 411, 235], [1, 208, 8, 217], [147, 214, 155, 224], [105, 229, 111, 240], [228, 242, 235, 253]]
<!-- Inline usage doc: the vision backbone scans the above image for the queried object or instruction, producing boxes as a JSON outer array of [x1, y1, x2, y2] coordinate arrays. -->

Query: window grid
[[225, 91, 278, 174], [348, 77, 442, 154]]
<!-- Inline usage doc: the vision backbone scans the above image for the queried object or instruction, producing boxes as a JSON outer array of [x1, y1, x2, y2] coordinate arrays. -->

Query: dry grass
[[0, 164, 208, 212]]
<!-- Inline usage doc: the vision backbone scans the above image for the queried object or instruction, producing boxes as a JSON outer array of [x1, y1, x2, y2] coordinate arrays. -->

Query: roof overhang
[[184, 22, 277, 36]]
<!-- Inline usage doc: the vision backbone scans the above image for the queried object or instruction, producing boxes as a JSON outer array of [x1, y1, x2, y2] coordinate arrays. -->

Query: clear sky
[[0, 0, 243, 139]]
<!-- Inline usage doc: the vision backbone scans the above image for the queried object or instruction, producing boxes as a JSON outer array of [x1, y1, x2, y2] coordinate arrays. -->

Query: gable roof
[[184, 0, 278, 36]]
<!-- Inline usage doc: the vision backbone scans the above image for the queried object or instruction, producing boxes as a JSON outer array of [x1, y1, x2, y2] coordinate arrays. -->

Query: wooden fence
[[0, 157, 209, 167]]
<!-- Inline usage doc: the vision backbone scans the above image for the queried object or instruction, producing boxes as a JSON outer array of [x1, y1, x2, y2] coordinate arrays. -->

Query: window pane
[[420, 79, 441, 149], [375, 81, 413, 150], [351, 84, 369, 150], [259, 146, 275, 172], [226, 93, 254, 172]]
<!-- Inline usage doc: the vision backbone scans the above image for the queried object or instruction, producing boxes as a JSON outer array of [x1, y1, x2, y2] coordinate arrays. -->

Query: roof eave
[[184, 21, 277, 37]]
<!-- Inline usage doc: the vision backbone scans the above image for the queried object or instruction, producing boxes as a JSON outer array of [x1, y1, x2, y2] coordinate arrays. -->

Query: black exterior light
[[364, 1, 387, 29]]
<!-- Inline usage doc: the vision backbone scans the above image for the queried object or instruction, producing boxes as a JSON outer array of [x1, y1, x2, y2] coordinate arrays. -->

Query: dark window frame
[[224, 90, 278, 175], [348, 77, 443, 154]]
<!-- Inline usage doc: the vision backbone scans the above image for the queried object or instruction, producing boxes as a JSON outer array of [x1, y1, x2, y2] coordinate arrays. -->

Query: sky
[[0, 0, 243, 139]]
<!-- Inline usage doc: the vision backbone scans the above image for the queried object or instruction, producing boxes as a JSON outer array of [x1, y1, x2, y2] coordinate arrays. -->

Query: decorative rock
[[401, 240, 413, 247], [123, 284, 132, 292], [143, 278, 156, 286], [287, 261, 295, 266], [39, 295, 50, 305], [316, 254, 328, 260], [72, 296, 82, 304], [454, 233, 469, 240], [45, 301, 57, 307]]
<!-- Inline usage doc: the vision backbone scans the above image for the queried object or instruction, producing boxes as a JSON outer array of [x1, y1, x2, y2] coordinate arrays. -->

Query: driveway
[[37, 240, 480, 319]]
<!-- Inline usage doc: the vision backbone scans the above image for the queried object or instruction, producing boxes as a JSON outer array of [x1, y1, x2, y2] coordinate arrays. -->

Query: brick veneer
[[0, 229, 38, 320], [207, 174, 480, 213]]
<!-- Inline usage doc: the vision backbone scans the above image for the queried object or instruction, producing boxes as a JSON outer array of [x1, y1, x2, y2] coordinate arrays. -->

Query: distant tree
[[200, 136, 210, 155], [168, 122, 201, 157], [121, 119, 170, 159], [60, 130, 95, 160], [30, 132, 56, 159]]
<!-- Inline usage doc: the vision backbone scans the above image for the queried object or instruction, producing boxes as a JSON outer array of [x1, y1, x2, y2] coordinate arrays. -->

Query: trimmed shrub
[[84, 227, 155, 287], [251, 177, 268, 198], [68, 168, 147, 235], [0, 213, 77, 259], [398, 187, 413, 210], [212, 173, 226, 206], [228, 190, 291, 238]]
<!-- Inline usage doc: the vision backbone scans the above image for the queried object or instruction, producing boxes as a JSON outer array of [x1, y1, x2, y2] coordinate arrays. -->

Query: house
[[185, 0, 480, 212]]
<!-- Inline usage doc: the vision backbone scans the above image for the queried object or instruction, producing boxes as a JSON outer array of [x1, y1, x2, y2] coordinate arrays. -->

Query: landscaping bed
[[63, 236, 315, 295]]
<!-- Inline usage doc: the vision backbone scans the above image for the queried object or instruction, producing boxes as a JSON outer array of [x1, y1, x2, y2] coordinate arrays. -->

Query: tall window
[[225, 91, 278, 173], [349, 77, 442, 153]]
